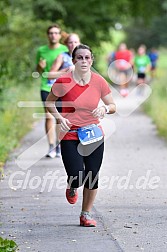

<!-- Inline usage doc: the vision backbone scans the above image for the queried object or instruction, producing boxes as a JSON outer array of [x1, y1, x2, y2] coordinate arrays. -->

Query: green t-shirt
[[36, 44, 68, 92], [134, 55, 151, 73]]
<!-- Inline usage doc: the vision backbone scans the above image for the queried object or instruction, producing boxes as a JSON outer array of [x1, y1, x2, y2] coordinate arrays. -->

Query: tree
[[32, 0, 163, 46], [124, 1, 167, 49]]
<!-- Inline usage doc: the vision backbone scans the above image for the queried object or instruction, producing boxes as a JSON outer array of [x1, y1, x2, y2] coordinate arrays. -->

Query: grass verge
[[0, 80, 42, 174], [143, 48, 167, 139]]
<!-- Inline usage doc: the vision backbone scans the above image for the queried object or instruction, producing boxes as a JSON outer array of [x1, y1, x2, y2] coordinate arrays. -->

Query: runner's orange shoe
[[80, 212, 96, 227], [66, 188, 78, 204]]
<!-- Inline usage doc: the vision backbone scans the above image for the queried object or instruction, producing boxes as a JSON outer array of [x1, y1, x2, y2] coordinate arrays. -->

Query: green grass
[[144, 65, 167, 138], [0, 80, 42, 170]]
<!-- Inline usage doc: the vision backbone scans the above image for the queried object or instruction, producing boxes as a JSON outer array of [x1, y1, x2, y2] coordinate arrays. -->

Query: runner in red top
[[114, 43, 133, 97], [46, 44, 116, 227], [51, 71, 111, 140]]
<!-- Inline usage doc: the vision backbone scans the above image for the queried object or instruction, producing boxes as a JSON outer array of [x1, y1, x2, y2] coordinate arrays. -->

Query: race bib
[[139, 66, 146, 73], [77, 124, 103, 145]]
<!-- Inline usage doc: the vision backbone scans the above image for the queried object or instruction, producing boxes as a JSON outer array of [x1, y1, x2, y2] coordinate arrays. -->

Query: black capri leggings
[[61, 140, 104, 190]]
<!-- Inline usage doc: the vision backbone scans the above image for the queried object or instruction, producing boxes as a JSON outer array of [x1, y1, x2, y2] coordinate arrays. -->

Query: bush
[[0, 80, 42, 165], [0, 237, 18, 252], [144, 48, 167, 139]]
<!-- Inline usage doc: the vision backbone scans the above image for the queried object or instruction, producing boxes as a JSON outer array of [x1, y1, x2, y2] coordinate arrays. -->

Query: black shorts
[[40, 90, 61, 112], [41, 90, 49, 102], [60, 140, 104, 189], [137, 73, 146, 79]]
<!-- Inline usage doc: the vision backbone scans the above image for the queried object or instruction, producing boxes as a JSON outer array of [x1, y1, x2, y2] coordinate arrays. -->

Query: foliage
[[151, 16, 167, 47], [125, 15, 167, 49], [144, 48, 167, 138], [0, 81, 41, 164], [124, 0, 167, 49], [127, 0, 162, 21], [32, 0, 162, 47], [0, 237, 18, 252], [32, 0, 129, 46], [0, 1, 50, 93], [0, 0, 166, 91]]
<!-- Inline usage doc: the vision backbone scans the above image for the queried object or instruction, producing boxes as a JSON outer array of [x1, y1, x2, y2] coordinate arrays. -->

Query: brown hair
[[60, 31, 69, 44], [46, 24, 61, 34], [72, 44, 94, 60]]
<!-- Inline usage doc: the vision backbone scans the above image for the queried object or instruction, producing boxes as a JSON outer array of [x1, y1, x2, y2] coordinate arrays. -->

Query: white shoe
[[46, 149, 56, 158]]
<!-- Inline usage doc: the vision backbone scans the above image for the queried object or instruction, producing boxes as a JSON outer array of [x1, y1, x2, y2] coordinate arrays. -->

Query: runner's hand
[[60, 117, 72, 131], [92, 107, 106, 119], [39, 58, 46, 70]]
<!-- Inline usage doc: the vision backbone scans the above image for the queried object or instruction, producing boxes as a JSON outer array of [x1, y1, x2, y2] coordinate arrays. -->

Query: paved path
[[0, 88, 167, 252]]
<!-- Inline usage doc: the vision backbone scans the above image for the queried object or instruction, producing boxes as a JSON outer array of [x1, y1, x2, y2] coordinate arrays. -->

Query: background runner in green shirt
[[36, 43, 68, 92], [36, 24, 68, 158], [134, 45, 151, 85]]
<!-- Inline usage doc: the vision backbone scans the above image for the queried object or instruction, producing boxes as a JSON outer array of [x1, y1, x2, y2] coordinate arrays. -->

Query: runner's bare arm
[[45, 91, 71, 130], [92, 93, 116, 118], [101, 93, 116, 114], [48, 54, 63, 79], [36, 58, 46, 74], [47, 54, 72, 79]]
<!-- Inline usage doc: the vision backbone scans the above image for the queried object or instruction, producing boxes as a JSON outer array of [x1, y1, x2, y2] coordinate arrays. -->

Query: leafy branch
[[0, 237, 18, 252]]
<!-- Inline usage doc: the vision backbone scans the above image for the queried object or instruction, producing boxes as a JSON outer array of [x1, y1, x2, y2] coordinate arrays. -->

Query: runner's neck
[[49, 42, 60, 49], [72, 71, 91, 86]]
